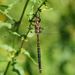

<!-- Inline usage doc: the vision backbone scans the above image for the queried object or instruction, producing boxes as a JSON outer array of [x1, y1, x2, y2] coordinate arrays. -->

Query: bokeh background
[[0, 0, 75, 75]]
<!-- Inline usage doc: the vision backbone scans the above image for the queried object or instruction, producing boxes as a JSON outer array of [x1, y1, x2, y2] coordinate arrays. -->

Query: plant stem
[[16, 0, 30, 31], [15, 37, 25, 57], [3, 37, 25, 75], [3, 61, 11, 75]]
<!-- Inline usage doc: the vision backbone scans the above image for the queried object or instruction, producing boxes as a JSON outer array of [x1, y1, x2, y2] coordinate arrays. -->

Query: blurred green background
[[0, 0, 75, 75]]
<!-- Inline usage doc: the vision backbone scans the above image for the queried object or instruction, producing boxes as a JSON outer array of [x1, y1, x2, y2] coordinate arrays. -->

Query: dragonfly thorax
[[34, 16, 41, 33]]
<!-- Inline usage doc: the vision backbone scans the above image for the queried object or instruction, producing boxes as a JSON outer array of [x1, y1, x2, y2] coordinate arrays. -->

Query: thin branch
[[15, 37, 25, 57], [3, 61, 11, 75], [15, 0, 30, 31], [19, 0, 30, 24], [0, 10, 15, 23], [3, 37, 25, 75], [11, 37, 25, 75]]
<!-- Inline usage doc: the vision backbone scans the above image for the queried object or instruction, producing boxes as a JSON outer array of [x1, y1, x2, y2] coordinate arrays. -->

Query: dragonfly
[[32, 14, 42, 73]]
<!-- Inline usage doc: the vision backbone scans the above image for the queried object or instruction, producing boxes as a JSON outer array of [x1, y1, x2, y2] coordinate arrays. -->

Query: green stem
[[3, 61, 11, 75], [15, 0, 30, 31]]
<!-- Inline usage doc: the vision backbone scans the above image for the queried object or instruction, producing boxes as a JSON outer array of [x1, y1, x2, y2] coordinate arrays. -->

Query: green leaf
[[0, 5, 9, 11], [12, 63, 24, 75], [27, 30, 35, 38], [9, 31, 21, 37], [0, 21, 12, 29], [0, 44, 15, 52], [0, 10, 14, 21], [21, 48, 37, 65]]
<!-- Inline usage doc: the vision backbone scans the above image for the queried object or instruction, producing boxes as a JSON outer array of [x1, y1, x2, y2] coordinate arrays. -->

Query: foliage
[[0, 0, 75, 75]]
